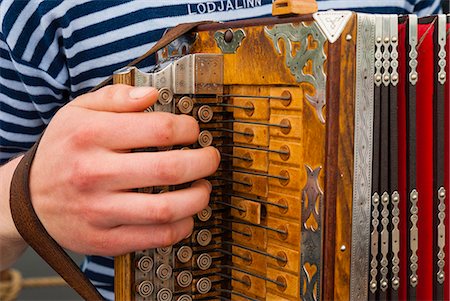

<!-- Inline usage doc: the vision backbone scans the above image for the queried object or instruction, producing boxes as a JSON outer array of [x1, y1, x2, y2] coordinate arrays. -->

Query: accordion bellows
[[113, 12, 450, 301]]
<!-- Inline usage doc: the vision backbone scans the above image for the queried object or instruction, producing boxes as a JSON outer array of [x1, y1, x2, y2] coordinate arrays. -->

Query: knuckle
[[154, 114, 175, 144], [154, 159, 182, 183], [151, 201, 174, 224], [68, 159, 100, 191], [67, 127, 96, 150], [158, 227, 178, 247]]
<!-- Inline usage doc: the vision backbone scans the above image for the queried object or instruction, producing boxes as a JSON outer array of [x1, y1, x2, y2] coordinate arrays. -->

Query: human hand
[[27, 84, 220, 256]]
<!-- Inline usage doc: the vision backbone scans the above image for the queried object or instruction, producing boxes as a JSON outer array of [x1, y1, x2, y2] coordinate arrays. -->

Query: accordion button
[[197, 253, 212, 270], [197, 206, 212, 221], [177, 246, 193, 263], [177, 96, 194, 114], [197, 105, 214, 123], [177, 270, 193, 287], [136, 280, 154, 297], [158, 88, 174, 105], [156, 288, 173, 301], [156, 264, 173, 281], [177, 294, 193, 301], [136, 256, 153, 273], [198, 130, 213, 147], [196, 229, 212, 246], [156, 246, 172, 256], [196, 277, 212, 294]]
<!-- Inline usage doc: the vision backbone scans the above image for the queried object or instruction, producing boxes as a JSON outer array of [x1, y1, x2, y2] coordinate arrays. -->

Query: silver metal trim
[[381, 16, 391, 87], [437, 15, 447, 85], [410, 189, 419, 287], [313, 11, 353, 43], [408, 15, 418, 85], [389, 15, 399, 86], [391, 191, 400, 290], [379, 192, 390, 291], [437, 187, 446, 284], [370, 193, 380, 293], [350, 13, 376, 301], [374, 15, 383, 87]]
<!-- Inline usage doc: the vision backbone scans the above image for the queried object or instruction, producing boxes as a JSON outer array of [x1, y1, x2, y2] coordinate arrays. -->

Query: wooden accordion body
[[114, 12, 450, 301]]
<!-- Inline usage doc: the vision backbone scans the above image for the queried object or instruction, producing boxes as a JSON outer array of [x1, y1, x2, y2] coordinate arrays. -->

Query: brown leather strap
[[91, 20, 215, 92], [10, 137, 104, 301]]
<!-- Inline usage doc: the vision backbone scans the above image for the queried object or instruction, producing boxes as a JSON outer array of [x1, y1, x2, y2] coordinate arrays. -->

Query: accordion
[[113, 9, 450, 301]]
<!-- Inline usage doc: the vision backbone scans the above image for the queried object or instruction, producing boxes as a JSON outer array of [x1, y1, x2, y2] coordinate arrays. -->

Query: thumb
[[70, 84, 159, 113]]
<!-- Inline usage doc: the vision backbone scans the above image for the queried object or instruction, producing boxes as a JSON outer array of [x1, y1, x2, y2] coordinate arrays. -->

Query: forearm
[[0, 156, 28, 270]]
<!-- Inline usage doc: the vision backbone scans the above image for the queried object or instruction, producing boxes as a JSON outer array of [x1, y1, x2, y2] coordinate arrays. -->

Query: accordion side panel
[[333, 15, 356, 301]]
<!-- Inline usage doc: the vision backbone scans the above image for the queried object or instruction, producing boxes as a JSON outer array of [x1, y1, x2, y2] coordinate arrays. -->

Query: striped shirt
[[0, 1, 442, 300]]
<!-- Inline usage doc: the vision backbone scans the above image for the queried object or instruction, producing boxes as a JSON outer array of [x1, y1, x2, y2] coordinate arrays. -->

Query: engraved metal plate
[[408, 15, 418, 85], [313, 11, 353, 43], [194, 54, 224, 94], [350, 13, 376, 301], [214, 28, 246, 53], [300, 165, 323, 301]]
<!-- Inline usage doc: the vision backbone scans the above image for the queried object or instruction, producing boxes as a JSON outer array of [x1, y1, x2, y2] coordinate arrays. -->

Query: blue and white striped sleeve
[[0, 0, 69, 163]]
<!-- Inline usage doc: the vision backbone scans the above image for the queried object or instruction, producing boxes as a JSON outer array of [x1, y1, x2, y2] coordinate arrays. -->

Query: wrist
[[0, 156, 28, 269]]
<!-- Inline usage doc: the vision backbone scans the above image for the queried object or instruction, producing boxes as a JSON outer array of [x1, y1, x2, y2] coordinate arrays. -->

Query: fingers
[[87, 218, 194, 256], [70, 84, 159, 113], [99, 147, 220, 189], [91, 112, 200, 149], [92, 180, 212, 228]]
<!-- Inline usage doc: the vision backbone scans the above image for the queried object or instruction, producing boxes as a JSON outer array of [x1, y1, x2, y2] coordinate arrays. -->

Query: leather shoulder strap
[[91, 20, 215, 92], [10, 138, 104, 301]]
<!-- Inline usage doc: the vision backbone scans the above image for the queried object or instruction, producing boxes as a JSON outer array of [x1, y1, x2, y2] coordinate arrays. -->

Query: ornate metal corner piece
[[264, 22, 327, 123], [313, 11, 353, 43], [214, 29, 246, 54]]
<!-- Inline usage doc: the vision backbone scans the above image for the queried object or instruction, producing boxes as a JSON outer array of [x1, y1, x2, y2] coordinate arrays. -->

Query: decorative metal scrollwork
[[300, 165, 323, 301], [265, 23, 327, 123]]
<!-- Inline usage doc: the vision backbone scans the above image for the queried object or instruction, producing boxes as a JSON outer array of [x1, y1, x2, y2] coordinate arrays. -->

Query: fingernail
[[214, 147, 221, 160], [129, 87, 155, 99], [185, 231, 192, 239], [205, 180, 212, 191]]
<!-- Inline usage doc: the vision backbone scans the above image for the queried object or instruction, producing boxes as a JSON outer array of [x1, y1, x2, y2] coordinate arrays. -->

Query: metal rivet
[[411, 74, 417, 80], [370, 282, 377, 290], [392, 37, 398, 43], [346, 34, 352, 41], [392, 75, 398, 81], [384, 75, 390, 81], [376, 37, 382, 43], [392, 279, 399, 286], [384, 37, 390, 43], [411, 276, 418, 284], [440, 73, 446, 80], [224, 29, 234, 43], [340, 245, 346, 252]]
